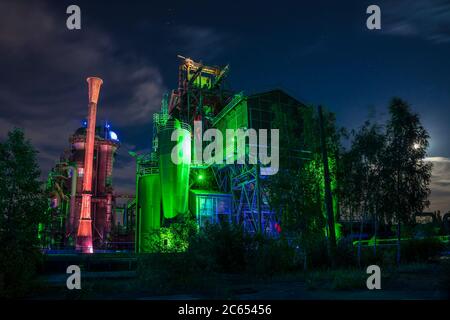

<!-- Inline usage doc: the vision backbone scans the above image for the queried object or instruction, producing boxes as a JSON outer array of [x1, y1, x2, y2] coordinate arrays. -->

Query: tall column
[[76, 77, 103, 253]]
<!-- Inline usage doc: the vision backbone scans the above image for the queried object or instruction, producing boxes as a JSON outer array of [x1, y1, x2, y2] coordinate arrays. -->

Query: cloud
[[0, 0, 165, 185], [425, 156, 450, 163], [425, 156, 450, 214], [381, 0, 450, 44], [0, 1, 56, 49], [0, 1, 231, 193], [171, 25, 228, 61]]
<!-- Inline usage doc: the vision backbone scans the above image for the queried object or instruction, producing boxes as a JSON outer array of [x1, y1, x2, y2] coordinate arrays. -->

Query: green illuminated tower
[[138, 169, 161, 245], [159, 119, 192, 219]]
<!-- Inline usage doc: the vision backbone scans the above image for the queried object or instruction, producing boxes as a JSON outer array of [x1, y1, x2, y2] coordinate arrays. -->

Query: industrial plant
[[3, 0, 450, 304], [42, 56, 450, 255], [42, 56, 314, 253]]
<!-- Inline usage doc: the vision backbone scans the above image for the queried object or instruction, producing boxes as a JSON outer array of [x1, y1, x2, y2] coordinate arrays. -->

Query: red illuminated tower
[[66, 121, 119, 249], [76, 77, 103, 253]]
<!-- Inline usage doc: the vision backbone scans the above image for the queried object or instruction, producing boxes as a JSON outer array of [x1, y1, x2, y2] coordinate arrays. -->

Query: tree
[[267, 104, 341, 269], [0, 128, 47, 297], [381, 98, 432, 264], [339, 121, 386, 264]]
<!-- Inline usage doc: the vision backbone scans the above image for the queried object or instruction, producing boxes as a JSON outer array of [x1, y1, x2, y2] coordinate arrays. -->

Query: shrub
[[141, 217, 197, 253], [335, 237, 357, 267], [359, 246, 385, 266], [188, 222, 247, 273], [137, 252, 199, 293], [246, 236, 297, 276], [144, 222, 300, 278], [305, 269, 366, 291], [401, 238, 444, 263], [330, 269, 367, 290], [308, 239, 330, 269], [440, 260, 450, 292], [0, 245, 43, 298], [380, 248, 397, 267]]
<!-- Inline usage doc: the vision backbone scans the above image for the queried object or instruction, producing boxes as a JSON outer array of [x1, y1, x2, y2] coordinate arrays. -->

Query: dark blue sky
[[0, 0, 449, 211], [77, 0, 450, 156]]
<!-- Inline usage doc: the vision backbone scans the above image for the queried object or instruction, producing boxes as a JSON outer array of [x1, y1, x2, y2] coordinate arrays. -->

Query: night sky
[[0, 0, 449, 213]]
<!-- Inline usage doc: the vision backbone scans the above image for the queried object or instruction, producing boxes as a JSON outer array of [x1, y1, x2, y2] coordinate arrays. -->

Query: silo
[[138, 172, 161, 250], [158, 120, 191, 219], [95, 140, 118, 246], [97, 139, 118, 193], [96, 143, 110, 195]]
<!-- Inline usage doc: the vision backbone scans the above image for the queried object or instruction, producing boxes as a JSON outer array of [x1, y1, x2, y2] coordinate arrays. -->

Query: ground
[[30, 258, 449, 300]]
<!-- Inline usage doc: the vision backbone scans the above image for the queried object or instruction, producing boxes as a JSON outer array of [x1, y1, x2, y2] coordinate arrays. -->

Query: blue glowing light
[[109, 131, 119, 141]]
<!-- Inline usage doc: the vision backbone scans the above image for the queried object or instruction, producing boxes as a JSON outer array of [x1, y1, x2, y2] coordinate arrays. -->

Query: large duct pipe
[[76, 77, 103, 253], [65, 165, 78, 239]]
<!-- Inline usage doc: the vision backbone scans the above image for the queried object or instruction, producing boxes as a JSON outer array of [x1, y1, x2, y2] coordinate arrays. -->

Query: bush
[[413, 223, 440, 238], [308, 239, 330, 269], [139, 222, 300, 283], [440, 260, 450, 292], [359, 246, 386, 266], [335, 237, 357, 267], [246, 236, 297, 276], [380, 248, 397, 266], [0, 245, 43, 298], [141, 217, 197, 253], [306, 269, 366, 291], [137, 252, 197, 293], [188, 222, 247, 273], [401, 238, 445, 263], [331, 269, 367, 290]]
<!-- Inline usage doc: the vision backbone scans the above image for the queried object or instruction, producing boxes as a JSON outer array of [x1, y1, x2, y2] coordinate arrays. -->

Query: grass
[[305, 269, 368, 291], [28, 233, 450, 299], [29, 260, 449, 299]]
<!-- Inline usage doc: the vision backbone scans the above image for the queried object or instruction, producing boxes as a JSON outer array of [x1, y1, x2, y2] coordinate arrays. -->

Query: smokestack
[[76, 77, 103, 254], [87, 77, 103, 104]]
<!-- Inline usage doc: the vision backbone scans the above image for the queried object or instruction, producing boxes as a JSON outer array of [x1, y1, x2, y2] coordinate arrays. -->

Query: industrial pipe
[[76, 77, 103, 253]]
